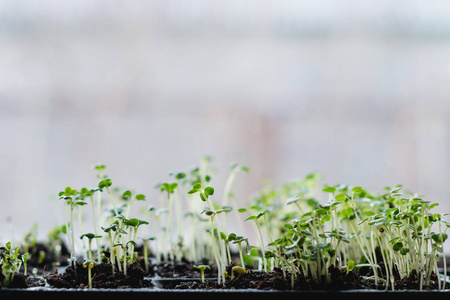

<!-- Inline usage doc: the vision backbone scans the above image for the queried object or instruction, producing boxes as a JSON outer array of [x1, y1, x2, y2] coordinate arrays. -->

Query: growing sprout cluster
[[2, 157, 448, 291], [0, 242, 28, 287], [58, 159, 449, 290], [246, 176, 450, 290]]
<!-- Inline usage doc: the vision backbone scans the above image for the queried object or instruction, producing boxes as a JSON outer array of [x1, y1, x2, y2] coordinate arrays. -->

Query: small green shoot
[[194, 264, 210, 283], [80, 233, 102, 289]]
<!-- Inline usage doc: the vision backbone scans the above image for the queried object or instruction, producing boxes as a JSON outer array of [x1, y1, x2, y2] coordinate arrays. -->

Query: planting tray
[[1, 276, 450, 300], [1, 286, 450, 300]]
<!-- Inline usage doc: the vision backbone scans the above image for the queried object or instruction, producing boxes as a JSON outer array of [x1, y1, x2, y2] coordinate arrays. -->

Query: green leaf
[[135, 194, 146, 201], [98, 179, 112, 189], [93, 164, 106, 171], [335, 194, 347, 202], [432, 233, 448, 244], [80, 233, 102, 240], [245, 216, 256, 221], [122, 190, 132, 200], [393, 242, 403, 251], [322, 186, 336, 193], [363, 210, 375, 216], [204, 187, 214, 197], [340, 207, 354, 218], [188, 183, 202, 194], [351, 186, 363, 195], [321, 214, 331, 223], [161, 182, 178, 193], [200, 193, 207, 201], [174, 172, 186, 180], [125, 218, 140, 227], [400, 248, 409, 255], [347, 260, 355, 272]]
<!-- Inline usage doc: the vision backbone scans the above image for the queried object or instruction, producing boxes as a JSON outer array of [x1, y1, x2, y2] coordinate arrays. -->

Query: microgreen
[[245, 207, 273, 272], [193, 264, 210, 283], [200, 208, 228, 284], [230, 265, 246, 280], [80, 233, 102, 289], [0, 242, 27, 287], [59, 186, 88, 270], [188, 183, 214, 204], [48, 161, 449, 291], [228, 233, 249, 269]]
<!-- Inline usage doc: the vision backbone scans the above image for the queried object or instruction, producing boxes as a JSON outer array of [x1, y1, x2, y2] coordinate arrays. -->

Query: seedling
[[194, 264, 210, 283], [188, 183, 215, 207], [98, 178, 117, 216], [21, 252, 28, 276], [160, 182, 178, 260], [79, 187, 102, 263], [0, 242, 27, 287], [47, 162, 449, 291], [59, 186, 88, 269], [346, 260, 355, 275], [123, 217, 148, 263], [228, 233, 249, 269], [200, 207, 229, 285], [230, 265, 246, 280], [80, 233, 102, 263], [102, 222, 125, 275], [113, 240, 136, 277], [245, 207, 273, 272], [80, 233, 102, 289], [141, 237, 156, 273]]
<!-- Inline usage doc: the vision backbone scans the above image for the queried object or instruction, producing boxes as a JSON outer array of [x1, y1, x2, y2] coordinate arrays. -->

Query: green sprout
[[93, 164, 107, 179], [102, 222, 124, 275], [346, 260, 355, 275], [194, 264, 210, 283], [0, 242, 27, 287], [59, 186, 87, 269], [50, 161, 450, 291], [188, 183, 215, 206], [245, 207, 272, 272], [200, 208, 228, 285], [141, 237, 156, 273], [230, 265, 246, 280], [79, 187, 102, 263], [80, 233, 102, 289], [113, 240, 136, 277], [123, 217, 148, 263], [160, 182, 178, 260], [98, 178, 116, 216], [228, 233, 249, 269]]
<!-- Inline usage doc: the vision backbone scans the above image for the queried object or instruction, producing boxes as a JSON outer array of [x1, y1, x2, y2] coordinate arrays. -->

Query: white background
[[1, 0, 450, 252]]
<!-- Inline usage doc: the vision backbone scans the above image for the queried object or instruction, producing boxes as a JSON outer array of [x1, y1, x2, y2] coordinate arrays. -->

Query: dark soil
[[143, 256, 218, 278], [172, 265, 374, 290], [21, 242, 70, 273], [3, 254, 448, 290], [44, 261, 153, 289], [164, 263, 449, 291]]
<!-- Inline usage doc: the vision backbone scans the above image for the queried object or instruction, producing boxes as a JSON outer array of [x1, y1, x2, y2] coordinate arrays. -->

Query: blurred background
[[1, 0, 450, 252]]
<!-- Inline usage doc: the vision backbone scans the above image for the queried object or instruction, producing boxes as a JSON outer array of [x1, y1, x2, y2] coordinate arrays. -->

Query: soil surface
[[171, 266, 449, 290], [21, 242, 70, 272], [171, 264, 373, 290], [3, 256, 448, 290], [143, 257, 218, 278], [44, 261, 153, 289]]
